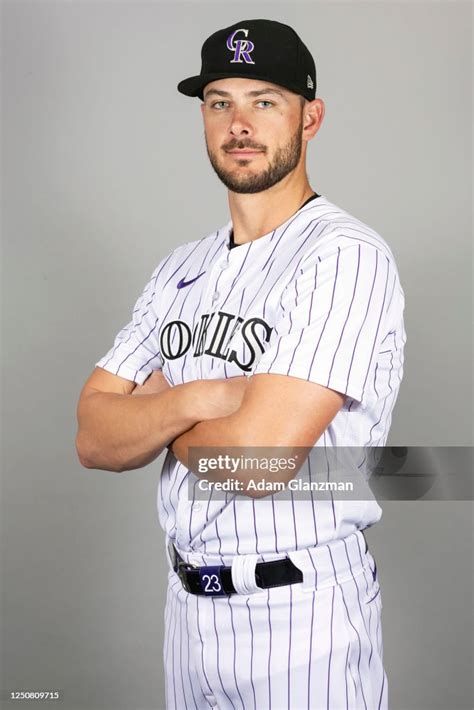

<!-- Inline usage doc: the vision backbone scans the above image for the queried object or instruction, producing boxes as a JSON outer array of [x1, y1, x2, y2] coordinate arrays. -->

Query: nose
[[229, 107, 253, 139]]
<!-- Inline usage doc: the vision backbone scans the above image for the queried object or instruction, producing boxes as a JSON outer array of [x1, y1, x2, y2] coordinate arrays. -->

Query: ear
[[302, 98, 325, 142]]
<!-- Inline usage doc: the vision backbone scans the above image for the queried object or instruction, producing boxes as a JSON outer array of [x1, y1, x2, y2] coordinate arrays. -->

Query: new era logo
[[306, 74, 314, 89]]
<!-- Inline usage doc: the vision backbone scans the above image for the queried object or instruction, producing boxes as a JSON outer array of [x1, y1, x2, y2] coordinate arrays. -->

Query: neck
[[228, 168, 315, 245]]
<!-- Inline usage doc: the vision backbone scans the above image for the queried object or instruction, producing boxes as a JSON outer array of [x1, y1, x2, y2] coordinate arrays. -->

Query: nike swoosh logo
[[177, 272, 206, 289]]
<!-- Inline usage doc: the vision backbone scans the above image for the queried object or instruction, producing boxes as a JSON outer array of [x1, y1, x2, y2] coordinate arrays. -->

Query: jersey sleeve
[[94, 257, 170, 384], [251, 241, 396, 407]]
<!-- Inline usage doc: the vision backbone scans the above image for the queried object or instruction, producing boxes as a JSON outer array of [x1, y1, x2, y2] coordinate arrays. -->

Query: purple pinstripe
[[327, 245, 361, 385], [359, 257, 390, 401], [342, 249, 380, 396], [184, 594, 199, 709], [307, 583, 316, 708], [339, 585, 368, 710], [327, 586, 336, 709], [323, 430, 337, 531], [245, 598, 257, 710], [307, 246, 341, 378], [177, 587, 189, 710], [194, 596, 214, 699], [227, 597, 245, 710], [211, 597, 236, 708], [344, 643, 351, 708], [266, 589, 273, 709]]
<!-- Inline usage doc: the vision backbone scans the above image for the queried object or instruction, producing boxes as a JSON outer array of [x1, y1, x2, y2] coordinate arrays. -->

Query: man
[[76, 18, 405, 710]]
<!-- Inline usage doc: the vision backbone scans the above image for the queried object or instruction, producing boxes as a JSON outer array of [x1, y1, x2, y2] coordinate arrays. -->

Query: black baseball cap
[[177, 19, 316, 101]]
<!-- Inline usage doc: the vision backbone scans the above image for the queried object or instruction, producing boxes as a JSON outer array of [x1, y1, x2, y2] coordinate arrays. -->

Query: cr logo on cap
[[226, 28, 255, 65]]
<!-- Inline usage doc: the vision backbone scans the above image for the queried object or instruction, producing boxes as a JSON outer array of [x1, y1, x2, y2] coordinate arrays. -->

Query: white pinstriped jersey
[[96, 195, 406, 558]]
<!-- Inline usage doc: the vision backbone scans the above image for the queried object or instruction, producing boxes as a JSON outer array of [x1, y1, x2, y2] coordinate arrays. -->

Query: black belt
[[169, 532, 369, 597]]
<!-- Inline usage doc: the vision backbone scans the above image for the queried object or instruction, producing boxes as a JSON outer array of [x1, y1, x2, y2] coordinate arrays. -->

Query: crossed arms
[[75, 368, 345, 497]]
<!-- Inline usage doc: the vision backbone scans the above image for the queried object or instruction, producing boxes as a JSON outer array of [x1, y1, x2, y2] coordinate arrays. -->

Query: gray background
[[1, 1, 472, 709]]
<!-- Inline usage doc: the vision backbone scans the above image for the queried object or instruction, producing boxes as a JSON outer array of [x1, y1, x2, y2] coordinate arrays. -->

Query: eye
[[211, 101, 229, 109], [256, 100, 274, 108]]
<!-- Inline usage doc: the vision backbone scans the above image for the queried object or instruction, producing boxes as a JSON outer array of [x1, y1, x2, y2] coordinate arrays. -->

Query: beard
[[205, 117, 304, 194]]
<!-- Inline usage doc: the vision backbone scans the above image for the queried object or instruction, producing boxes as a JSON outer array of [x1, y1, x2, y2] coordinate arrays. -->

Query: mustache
[[222, 141, 266, 151]]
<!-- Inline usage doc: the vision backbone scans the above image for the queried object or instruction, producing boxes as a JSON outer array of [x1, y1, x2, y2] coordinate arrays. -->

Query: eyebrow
[[204, 87, 288, 101]]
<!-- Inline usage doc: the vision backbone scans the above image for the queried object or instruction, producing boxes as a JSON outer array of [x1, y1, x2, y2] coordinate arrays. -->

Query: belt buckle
[[177, 560, 194, 593], [169, 542, 198, 593], [168, 540, 194, 569]]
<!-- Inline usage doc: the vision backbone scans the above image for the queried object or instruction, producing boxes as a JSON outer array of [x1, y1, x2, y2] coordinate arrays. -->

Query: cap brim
[[177, 72, 311, 100]]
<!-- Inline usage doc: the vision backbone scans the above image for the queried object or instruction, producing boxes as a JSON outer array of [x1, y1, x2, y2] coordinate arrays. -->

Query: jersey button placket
[[207, 260, 228, 309], [212, 255, 231, 305]]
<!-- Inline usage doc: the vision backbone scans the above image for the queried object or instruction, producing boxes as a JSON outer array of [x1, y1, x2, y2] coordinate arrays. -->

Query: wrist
[[177, 380, 213, 427]]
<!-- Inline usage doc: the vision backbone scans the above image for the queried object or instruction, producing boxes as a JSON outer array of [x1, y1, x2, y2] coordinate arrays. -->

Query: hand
[[132, 371, 249, 421], [193, 375, 250, 421], [131, 370, 171, 396], [169, 375, 251, 458]]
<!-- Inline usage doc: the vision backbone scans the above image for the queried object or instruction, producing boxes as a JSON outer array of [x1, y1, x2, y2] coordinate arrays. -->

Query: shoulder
[[147, 224, 229, 285], [168, 225, 229, 261], [296, 196, 400, 271]]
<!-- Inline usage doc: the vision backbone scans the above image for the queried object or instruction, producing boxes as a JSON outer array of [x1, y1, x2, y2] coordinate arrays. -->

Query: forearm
[[171, 416, 239, 470], [171, 417, 232, 475], [76, 384, 202, 472], [170, 375, 337, 497], [170, 415, 288, 497], [171, 389, 296, 471]]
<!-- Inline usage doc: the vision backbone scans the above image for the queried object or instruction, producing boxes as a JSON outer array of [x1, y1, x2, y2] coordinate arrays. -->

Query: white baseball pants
[[163, 530, 387, 710]]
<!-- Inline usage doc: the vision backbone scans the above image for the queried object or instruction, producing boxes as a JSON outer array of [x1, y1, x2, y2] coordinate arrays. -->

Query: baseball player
[[76, 18, 406, 710]]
